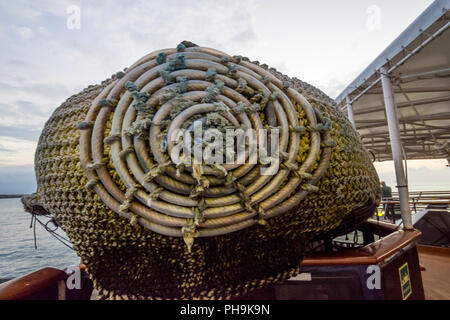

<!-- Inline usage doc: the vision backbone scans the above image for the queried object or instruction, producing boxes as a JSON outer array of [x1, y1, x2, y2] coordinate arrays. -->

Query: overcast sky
[[0, 0, 448, 194]]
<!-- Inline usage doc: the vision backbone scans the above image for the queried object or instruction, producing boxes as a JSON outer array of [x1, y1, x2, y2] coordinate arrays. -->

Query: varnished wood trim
[[0, 267, 67, 300], [303, 229, 422, 266]]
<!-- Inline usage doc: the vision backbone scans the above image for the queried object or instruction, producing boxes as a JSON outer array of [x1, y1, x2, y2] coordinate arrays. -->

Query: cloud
[[0, 125, 41, 142], [0, 136, 37, 166], [374, 159, 450, 191], [0, 0, 444, 194], [0, 165, 36, 194], [316, 77, 349, 100], [13, 25, 33, 39], [0, 101, 48, 135], [231, 27, 258, 46], [0, 146, 15, 153], [0, 0, 265, 194], [6, 59, 33, 67], [366, 5, 382, 31], [0, 81, 71, 100]]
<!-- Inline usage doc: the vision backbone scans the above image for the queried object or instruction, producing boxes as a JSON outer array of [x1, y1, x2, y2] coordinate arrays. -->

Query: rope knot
[[236, 78, 247, 93], [289, 125, 306, 133], [227, 63, 237, 76], [201, 80, 224, 103], [167, 55, 185, 72], [281, 162, 298, 171], [293, 171, 312, 179], [85, 177, 99, 191], [182, 221, 199, 253], [210, 163, 228, 177], [315, 118, 332, 132], [205, 68, 217, 82], [176, 43, 186, 52], [77, 121, 94, 130], [213, 101, 228, 114], [98, 99, 118, 108], [198, 197, 208, 212], [232, 55, 242, 64], [277, 150, 289, 160], [245, 103, 261, 113], [149, 186, 164, 200], [119, 147, 134, 160], [130, 214, 139, 227], [104, 133, 121, 145], [270, 92, 279, 101], [224, 173, 236, 186], [86, 158, 108, 171], [193, 206, 205, 224], [119, 184, 141, 213], [159, 70, 174, 84], [301, 184, 319, 192], [125, 81, 138, 92], [231, 101, 246, 115], [322, 139, 337, 148], [282, 81, 291, 90], [144, 160, 171, 183], [256, 205, 268, 226], [115, 71, 125, 79], [156, 52, 166, 64]]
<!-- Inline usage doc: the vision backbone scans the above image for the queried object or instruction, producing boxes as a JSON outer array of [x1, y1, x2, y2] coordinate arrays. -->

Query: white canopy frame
[[336, 0, 450, 229]]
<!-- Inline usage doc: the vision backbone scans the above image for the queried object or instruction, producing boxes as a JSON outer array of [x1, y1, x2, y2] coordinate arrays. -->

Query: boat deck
[[418, 245, 450, 300], [1, 222, 449, 300]]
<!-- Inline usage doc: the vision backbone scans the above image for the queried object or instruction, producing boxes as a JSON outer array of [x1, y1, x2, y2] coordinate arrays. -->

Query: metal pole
[[380, 66, 413, 229], [345, 95, 355, 128]]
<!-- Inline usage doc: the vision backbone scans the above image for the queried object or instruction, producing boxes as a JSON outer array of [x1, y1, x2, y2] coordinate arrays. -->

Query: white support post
[[380, 66, 413, 229], [345, 95, 355, 128]]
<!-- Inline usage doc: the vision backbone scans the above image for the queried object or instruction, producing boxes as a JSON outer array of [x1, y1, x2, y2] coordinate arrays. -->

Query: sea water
[[0, 198, 79, 279]]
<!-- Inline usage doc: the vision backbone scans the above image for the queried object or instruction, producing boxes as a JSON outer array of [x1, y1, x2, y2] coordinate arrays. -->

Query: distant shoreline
[[0, 194, 23, 199]]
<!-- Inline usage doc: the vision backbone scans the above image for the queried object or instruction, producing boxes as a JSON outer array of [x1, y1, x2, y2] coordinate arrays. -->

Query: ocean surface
[[0, 198, 79, 279]]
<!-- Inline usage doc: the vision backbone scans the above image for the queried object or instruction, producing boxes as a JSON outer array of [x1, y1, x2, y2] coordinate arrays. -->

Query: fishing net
[[23, 41, 380, 299]]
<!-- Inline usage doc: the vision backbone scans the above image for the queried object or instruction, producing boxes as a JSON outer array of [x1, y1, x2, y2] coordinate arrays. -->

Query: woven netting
[[25, 41, 380, 299]]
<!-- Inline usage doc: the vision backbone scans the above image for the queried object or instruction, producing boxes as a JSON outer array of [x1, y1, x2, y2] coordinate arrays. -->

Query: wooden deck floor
[[418, 245, 450, 300]]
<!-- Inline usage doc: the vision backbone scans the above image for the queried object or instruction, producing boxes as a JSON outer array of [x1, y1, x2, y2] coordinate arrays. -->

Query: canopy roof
[[335, 0, 450, 162]]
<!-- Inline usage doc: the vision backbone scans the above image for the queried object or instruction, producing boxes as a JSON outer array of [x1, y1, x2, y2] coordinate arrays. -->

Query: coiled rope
[[78, 44, 334, 250]]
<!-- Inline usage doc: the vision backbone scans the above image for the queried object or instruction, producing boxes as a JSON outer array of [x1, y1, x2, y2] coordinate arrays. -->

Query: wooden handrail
[[0, 267, 67, 300], [303, 229, 421, 266]]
